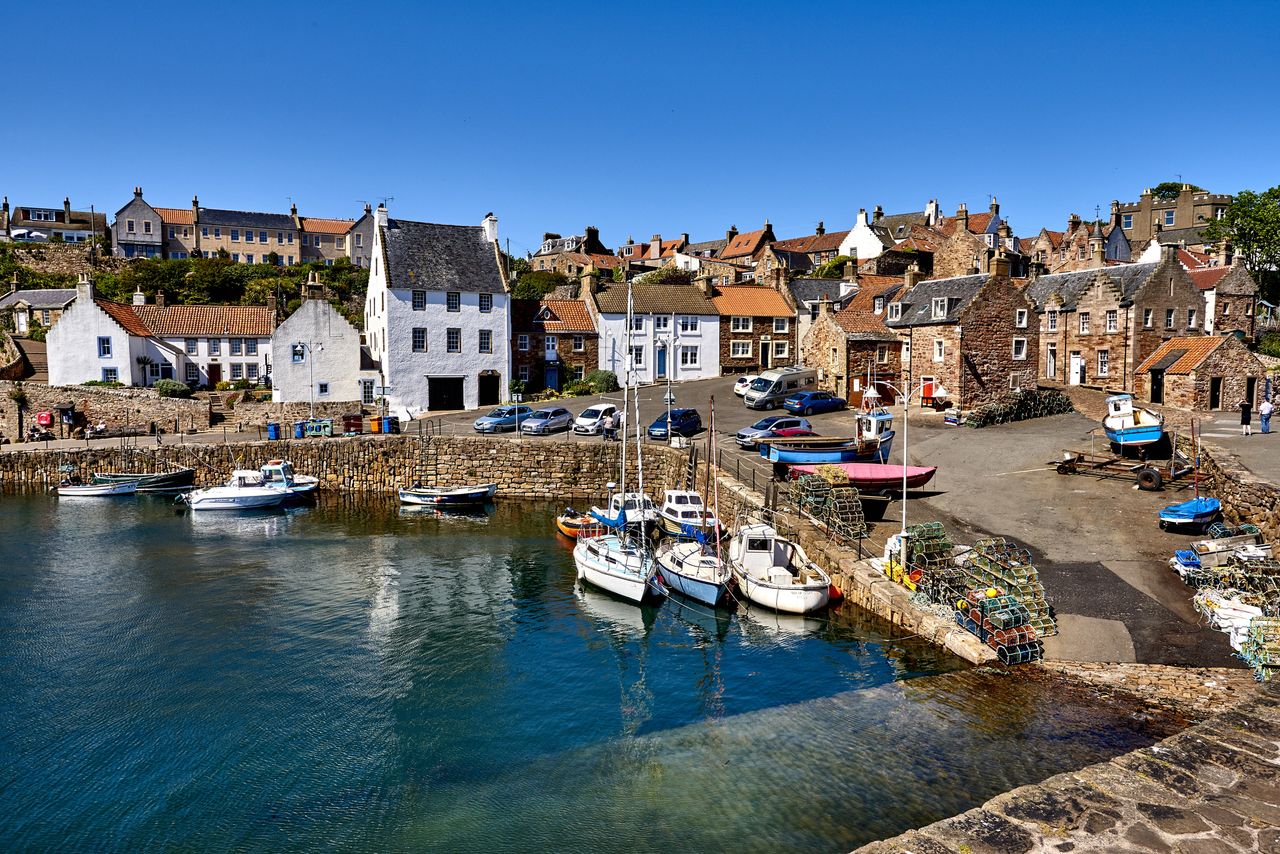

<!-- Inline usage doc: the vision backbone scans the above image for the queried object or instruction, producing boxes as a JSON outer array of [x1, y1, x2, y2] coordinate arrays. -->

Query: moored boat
[[656, 540, 731, 607], [250, 460, 319, 501], [727, 522, 830, 614], [56, 479, 138, 497], [555, 508, 598, 539], [656, 489, 721, 539], [1103, 393, 1165, 447], [574, 532, 666, 603], [760, 407, 895, 464], [181, 472, 286, 511], [788, 461, 937, 492], [398, 482, 497, 506], [91, 467, 196, 492]]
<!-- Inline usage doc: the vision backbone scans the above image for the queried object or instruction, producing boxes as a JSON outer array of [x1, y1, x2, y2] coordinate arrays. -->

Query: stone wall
[[0, 332, 25, 381], [222, 398, 362, 431], [1039, 660, 1258, 717], [1192, 437, 1280, 542], [719, 314, 797, 375], [4, 242, 128, 279], [956, 273, 1040, 408], [0, 380, 210, 441], [1130, 255, 1207, 380]]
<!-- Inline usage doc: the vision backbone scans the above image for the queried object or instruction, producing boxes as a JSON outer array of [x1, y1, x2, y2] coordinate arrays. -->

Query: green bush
[[1259, 332, 1280, 358], [153, 379, 193, 398], [214, 380, 232, 391], [26, 321, 47, 343], [232, 378, 252, 390], [82, 380, 124, 388], [563, 380, 593, 396], [585, 370, 619, 393]]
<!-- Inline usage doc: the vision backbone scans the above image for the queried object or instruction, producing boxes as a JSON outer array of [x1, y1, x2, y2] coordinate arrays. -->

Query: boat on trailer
[[1103, 393, 1165, 448], [727, 521, 830, 614], [398, 483, 497, 507]]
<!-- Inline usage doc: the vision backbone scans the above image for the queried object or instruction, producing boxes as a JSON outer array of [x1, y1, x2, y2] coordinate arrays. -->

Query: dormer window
[[931, 297, 947, 320], [888, 303, 902, 321], [873, 297, 884, 314]]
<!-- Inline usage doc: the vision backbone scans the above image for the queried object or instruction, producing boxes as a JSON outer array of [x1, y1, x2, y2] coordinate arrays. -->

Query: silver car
[[734, 415, 811, 448], [521, 406, 574, 435]]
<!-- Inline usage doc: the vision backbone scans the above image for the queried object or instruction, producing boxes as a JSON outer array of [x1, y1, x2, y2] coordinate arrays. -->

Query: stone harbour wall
[[857, 687, 1279, 854], [0, 380, 210, 441], [1187, 437, 1280, 543], [1039, 660, 1259, 718]]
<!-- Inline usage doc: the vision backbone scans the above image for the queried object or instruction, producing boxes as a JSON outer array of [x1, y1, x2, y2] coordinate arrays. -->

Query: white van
[[743, 366, 817, 410]]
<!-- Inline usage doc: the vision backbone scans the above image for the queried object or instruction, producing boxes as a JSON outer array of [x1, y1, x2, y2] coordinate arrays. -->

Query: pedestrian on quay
[[1239, 397, 1253, 436], [1261, 397, 1274, 435]]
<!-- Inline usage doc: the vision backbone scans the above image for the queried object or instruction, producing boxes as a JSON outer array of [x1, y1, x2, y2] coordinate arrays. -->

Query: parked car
[[734, 415, 812, 448], [573, 404, 617, 435], [473, 405, 534, 433], [521, 407, 574, 435], [784, 390, 847, 416], [733, 375, 759, 397], [647, 408, 702, 440]]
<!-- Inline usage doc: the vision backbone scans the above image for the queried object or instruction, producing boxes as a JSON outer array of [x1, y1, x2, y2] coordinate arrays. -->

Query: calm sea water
[[0, 493, 1179, 852]]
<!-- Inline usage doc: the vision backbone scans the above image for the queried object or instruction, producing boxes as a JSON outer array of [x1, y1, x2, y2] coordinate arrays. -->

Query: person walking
[[1239, 397, 1253, 436], [1261, 397, 1274, 435]]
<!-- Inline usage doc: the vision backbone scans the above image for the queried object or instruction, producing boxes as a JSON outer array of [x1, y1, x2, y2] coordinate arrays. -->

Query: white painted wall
[[47, 292, 141, 386], [837, 209, 889, 260], [597, 312, 720, 384], [271, 299, 367, 403]]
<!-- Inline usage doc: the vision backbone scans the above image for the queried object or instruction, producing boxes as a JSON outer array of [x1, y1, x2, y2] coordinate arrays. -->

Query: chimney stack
[[155, 289, 166, 308], [132, 287, 146, 306], [1160, 242, 1178, 264], [482, 212, 498, 244], [817, 295, 833, 317], [989, 195, 999, 217], [925, 199, 940, 225], [903, 263, 922, 294], [63, 196, 72, 224], [696, 273, 714, 297], [267, 293, 277, 316], [649, 233, 662, 260], [192, 195, 200, 228], [955, 203, 968, 232], [815, 220, 825, 236], [843, 259, 859, 283], [133, 187, 143, 199], [1067, 213, 1081, 233], [364, 203, 372, 215], [375, 204, 388, 229], [76, 272, 94, 301], [581, 267, 599, 295], [873, 205, 884, 223], [8, 272, 19, 295], [726, 225, 738, 242], [991, 251, 1011, 278]]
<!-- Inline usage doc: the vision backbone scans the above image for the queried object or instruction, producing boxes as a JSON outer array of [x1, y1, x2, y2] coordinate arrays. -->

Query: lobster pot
[[790, 475, 832, 516], [997, 642, 1044, 665], [955, 611, 989, 643], [826, 486, 866, 540], [960, 538, 1057, 638], [1240, 617, 1280, 681], [989, 626, 1038, 647]]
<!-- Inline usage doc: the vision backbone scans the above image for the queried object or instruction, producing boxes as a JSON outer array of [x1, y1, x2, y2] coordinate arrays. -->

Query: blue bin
[[267, 422, 281, 440], [381, 416, 395, 434], [293, 421, 306, 439]]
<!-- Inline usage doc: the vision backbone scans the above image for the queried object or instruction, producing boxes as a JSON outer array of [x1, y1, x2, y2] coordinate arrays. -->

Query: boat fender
[[827, 583, 844, 602]]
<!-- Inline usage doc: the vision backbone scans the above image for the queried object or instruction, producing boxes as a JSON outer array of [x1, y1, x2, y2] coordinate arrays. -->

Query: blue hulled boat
[[1103, 394, 1165, 447], [1159, 497, 1222, 531], [759, 407, 894, 464]]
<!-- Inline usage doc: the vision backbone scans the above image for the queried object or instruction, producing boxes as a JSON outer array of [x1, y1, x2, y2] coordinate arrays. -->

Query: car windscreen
[[748, 378, 772, 392], [581, 408, 602, 419]]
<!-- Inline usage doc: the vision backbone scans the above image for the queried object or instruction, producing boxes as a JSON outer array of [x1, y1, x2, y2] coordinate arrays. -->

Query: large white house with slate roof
[[364, 206, 511, 415], [582, 272, 720, 385]]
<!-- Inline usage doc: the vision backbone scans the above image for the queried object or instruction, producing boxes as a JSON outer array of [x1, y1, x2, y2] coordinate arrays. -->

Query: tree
[[1201, 187, 1280, 301], [1152, 181, 1203, 200], [512, 269, 569, 299], [811, 254, 859, 279]]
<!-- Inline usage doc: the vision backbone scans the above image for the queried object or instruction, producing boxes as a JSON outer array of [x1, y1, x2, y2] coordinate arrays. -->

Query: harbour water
[[0, 494, 1182, 852]]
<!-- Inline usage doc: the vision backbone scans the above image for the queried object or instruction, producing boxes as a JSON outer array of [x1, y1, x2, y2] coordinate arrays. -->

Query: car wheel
[[804, 407, 813, 416], [765, 402, 776, 410]]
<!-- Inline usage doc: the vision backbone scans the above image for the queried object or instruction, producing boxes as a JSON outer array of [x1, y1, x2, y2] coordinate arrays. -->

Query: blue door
[[545, 365, 559, 391], [656, 347, 667, 379]]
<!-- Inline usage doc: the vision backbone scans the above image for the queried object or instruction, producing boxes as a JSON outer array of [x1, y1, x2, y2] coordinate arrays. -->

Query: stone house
[[1135, 335, 1265, 410], [364, 206, 511, 415], [584, 272, 720, 385], [113, 188, 165, 258], [510, 297, 598, 392], [802, 276, 905, 405], [1190, 265, 1259, 338], [1032, 211, 1132, 274], [47, 273, 275, 388], [1025, 247, 1206, 391], [1115, 184, 1232, 246], [928, 200, 1029, 279], [530, 226, 619, 275], [347, 204, 376, 268], [770, 222, 849, 267], [7, 197, 106, 244], [887, 255, 1039, 409], [788, 277, 855, 361], [0, 284, 77, 335], [298, 211, 357, 266], [666, 253, 750, 285], [718, 221, 777, 266], [271, 282, 380, 405], [711, 284, 798, 375]]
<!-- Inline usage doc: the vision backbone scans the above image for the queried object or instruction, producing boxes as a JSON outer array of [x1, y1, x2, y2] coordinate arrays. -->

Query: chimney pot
[[155, 289, 166, 308], [815, 220, 825, 236]]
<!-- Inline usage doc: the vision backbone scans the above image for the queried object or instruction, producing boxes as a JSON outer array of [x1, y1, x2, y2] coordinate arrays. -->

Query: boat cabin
[[1106, 394, 1136, 422], [857, 408, 894, 443], [735, 524, 810, 583], [607, 491, 657, 524], [659, 490, 719, 529], [259, 460, 297, 486]]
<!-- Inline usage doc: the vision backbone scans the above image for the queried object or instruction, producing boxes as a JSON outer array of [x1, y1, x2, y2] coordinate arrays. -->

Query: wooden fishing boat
[[91, 467, 196, 492], [1103, 393, 1165, 447], [759, 407, 896, 464], [56, 480, 138, 497], [788, 461, 937, 492], [727, 522, 830, 614], [398, 483, 497, 507]]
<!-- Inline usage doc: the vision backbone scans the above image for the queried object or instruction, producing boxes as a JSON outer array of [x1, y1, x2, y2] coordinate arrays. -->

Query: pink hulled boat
[[789, 462, 937, 492]]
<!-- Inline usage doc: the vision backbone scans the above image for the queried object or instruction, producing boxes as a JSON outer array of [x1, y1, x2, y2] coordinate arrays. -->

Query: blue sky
[[5, 1, 1278, 256]]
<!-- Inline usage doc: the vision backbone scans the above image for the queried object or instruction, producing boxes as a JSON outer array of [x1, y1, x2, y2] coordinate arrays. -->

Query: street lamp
[[293, 341, 323, 419]]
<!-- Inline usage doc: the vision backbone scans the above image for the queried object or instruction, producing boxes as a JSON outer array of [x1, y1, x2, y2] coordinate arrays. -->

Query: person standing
[[1261, 397, 1274, 435], [1239, 397, 1253, 436]]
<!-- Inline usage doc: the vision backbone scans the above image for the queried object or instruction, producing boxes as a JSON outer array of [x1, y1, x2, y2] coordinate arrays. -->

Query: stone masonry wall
[[0, 379, 210, 441], [906, 324, 962, 405], [956, 274, 1040, 408], [4, 242, 129, 279]]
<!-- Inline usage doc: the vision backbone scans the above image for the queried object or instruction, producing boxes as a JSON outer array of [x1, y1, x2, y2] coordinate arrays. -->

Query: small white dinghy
[[727, 521, 830, 614], [56, 479, 138, 497]]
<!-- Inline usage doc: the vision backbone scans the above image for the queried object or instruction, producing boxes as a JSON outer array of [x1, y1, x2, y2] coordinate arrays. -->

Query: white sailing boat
[[727, 520, 830, 614], [574, 282, 665, 605]]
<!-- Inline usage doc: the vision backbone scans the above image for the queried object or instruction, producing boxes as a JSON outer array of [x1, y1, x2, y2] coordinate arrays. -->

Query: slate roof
[[1151, 225, 1213, 246], [1023, 262, 1159, 311], [198, 208, 296, 230], [1136, 337, 1226, 375], [711, 285, 793, 317], [685, 238, 727, 257], [10, 207, 106, 234], [0, 288, 77, 310], [512, 298, 596, 333], [533, 235, 583, 256], [133, 304, 277, 337], [380, 219, 505, 294], [875, 211, 929, 241], [1216, 266, 1259, 296], [833, 281, 903, 341], [593, 282, 717, 315], [788, 278, 848, 306], [300, 217, 354, 235], [885, 274, 987, 327], [768, 249, 813, 272]]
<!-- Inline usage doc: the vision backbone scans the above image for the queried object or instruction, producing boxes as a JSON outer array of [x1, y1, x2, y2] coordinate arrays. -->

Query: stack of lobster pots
[[954, 587, 1044, 665]]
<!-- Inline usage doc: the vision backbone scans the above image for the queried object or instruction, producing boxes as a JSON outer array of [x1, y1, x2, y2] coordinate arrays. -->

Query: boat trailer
[[1051, 447, 1193, 491]]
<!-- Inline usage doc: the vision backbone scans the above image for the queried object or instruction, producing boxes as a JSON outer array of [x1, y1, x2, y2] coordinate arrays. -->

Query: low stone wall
[[1040, 660, 1258, 718], [3, 242, 129, 279], [857, 686, 1278, 854], [1187, 436, 1280, 542], [0, 333, 25, 381], [0, 380, 210, 441]]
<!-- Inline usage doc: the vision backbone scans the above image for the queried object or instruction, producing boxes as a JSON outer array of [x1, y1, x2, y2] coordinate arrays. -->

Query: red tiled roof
[[131, 304, 277, 337], [711, 285, 793, 317], [300, 217, 354, 234], [513, 298, 596, 334], [721, 229, 768, 259], [1135, 336, 1226, 375], [772, 230, 850, 255], [1187, 266, 1232, 291], [833, 279, 903, 336], [155, 207, 194, 225], [935, 212, 993, 238], [95, 299, 153, 337], [658, 239, 685, 258], [560, 251, 622, 270], [1178, 248, 1212, 269]]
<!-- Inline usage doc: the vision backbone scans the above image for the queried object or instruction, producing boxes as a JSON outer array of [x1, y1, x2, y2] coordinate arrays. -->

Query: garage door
[[428, 377, 465, 411]]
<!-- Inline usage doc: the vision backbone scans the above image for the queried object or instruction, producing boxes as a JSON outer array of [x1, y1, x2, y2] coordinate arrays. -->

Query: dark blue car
[[783, 390, 846, 416], [647, 408, 702, 440]]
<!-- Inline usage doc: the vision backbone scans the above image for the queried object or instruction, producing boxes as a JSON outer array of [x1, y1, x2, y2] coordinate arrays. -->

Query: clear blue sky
[[5, 1, 1278, 257]]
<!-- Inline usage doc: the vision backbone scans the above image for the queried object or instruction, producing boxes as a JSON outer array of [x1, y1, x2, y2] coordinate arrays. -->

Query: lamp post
[[872, 378, 947, 542], [295, 341, 322, 419]]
